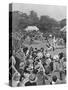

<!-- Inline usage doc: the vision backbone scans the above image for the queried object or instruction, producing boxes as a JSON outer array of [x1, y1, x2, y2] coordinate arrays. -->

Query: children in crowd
[[10, 45, 66, 86]]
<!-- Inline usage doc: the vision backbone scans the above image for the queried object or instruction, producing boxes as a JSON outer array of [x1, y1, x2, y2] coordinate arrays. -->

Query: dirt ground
[[23, 40, 66, 57]]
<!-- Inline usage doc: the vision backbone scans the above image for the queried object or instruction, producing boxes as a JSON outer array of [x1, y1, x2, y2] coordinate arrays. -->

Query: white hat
[[46, 58, 51, 64], [49, 34, 52, 37], [53, 55, 59, 60], [37, 52, 43, 58], [46, 53, 50, 58]]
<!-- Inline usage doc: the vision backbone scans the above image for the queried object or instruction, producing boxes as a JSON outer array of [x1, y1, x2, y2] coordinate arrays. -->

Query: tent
[[25, 26, 39, 32], [60, 26, 66, 32]]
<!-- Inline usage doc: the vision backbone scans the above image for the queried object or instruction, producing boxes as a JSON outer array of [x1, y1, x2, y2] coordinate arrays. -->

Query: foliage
[[11, 10, 66, 41]]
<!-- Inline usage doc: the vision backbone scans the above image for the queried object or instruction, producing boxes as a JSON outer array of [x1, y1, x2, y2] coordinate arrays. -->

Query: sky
[[12, 3, 66, 21]]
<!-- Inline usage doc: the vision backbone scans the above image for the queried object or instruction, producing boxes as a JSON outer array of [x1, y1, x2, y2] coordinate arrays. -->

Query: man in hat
[[53, 55, 60, 72], [25, 73, 37, 86]]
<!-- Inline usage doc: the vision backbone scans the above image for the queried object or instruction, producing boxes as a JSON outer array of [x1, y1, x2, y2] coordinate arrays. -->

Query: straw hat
[[53, 55, 59, 61], [29, 74, 36, 82]]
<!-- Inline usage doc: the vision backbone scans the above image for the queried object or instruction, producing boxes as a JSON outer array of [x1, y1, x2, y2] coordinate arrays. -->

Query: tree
[[60, 19, 66, 28], [27, 10, 39, 26], [39, 15, 59, 33]]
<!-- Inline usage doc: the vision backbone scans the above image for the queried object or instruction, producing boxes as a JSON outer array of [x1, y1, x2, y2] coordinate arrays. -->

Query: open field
[[23, 40, 66, 57]]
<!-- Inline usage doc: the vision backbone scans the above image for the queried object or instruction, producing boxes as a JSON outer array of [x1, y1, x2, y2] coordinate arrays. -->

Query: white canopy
[[25, 26, 39, 31], [60, 26, 66, 32]]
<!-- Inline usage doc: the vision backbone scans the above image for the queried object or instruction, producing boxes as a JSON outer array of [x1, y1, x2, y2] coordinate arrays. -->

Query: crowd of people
[[9, 45, 66, 86]]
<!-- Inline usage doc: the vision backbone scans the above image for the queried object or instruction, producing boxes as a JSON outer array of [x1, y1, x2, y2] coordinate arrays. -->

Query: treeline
[[11, 10, 66, 38]]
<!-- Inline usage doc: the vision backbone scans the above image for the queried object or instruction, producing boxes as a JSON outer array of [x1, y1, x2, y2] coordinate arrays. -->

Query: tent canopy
[[60, 26, 66, 32], [25, 26, 39, 31]]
